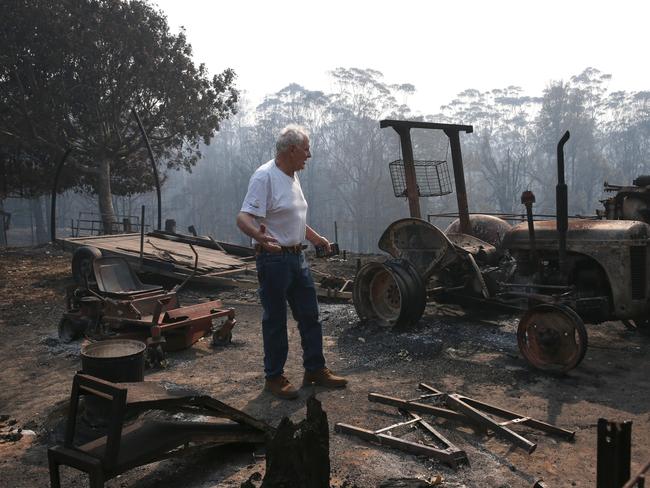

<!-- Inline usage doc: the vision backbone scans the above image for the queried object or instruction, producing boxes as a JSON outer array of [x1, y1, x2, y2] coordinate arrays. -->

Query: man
[[236, 125, 347, 400]]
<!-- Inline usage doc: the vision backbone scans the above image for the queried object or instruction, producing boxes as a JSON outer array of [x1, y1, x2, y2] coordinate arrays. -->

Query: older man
[[236, 125, 347, 399]]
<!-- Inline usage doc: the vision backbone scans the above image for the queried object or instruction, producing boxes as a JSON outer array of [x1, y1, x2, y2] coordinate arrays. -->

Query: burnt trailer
[[354, 120, 650, 372]]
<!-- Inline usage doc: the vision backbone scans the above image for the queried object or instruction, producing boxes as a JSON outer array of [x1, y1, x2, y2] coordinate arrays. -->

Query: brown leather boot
[[264, 375, 299, 400], [303, 368, 348, 388]]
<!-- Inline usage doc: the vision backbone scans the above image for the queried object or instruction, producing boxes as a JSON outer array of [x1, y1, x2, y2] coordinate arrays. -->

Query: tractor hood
[[502, 219, 650, 250]]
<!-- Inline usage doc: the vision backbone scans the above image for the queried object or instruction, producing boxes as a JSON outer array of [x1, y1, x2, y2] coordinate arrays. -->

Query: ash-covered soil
[[1, 245, 649, 488]]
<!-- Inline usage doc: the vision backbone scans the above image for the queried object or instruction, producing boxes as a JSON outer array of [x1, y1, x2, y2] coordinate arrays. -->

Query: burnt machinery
[[354, 119, 650, 372], [59, 244, 236, 363], [600, 175, 650, 224]]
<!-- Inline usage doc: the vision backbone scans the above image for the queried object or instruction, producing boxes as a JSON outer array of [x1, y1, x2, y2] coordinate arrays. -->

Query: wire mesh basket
[[388, 159, 452, 198]]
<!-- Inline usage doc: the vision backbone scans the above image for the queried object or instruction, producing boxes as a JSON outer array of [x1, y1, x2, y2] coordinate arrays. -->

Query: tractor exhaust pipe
[[556, 131, 570, 277]]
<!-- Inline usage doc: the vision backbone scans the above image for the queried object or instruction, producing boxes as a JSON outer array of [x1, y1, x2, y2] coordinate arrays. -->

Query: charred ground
[[0, 245, 649, 487]]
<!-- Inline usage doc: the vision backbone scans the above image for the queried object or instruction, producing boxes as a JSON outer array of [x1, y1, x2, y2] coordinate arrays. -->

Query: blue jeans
[[256, 251, 326, 378]]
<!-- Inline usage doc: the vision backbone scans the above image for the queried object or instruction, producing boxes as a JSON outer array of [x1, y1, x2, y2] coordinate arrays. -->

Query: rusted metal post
[[597, 418, 631, 488], [380, 120, 473, 226], [444, 129, 471, 235], [394, 126, 421, 219], [132, 108, 162, 231]]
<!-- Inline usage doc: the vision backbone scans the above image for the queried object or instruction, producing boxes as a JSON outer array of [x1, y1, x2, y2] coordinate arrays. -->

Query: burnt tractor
[[60, 244, 236, 365], [354, 120, 650, 372], [600, 175, 650, 224]]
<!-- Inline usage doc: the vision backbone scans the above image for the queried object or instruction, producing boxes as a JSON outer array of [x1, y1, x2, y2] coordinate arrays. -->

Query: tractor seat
[[93, 257, 163, 296]]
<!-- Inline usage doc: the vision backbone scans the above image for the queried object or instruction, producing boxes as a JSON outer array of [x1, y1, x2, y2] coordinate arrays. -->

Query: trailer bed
[[57, 233, 351, 299]]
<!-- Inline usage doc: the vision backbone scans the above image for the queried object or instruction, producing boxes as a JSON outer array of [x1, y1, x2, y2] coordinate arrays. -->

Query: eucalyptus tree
[[0, 0, 237, 233], [603, 90, 650, 183], [441, 87, 540, 214], [319, 68, 412, 251], [534, 69, 609, 214]]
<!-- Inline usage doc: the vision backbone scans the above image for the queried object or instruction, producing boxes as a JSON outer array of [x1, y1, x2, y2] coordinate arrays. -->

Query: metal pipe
[[556, 131, 570, 277], [132, 108, 162, 230], [395, 126, 421, 219]]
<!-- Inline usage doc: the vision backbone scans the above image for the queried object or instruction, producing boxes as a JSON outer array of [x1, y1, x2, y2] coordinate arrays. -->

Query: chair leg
[[47, 451, 61, 488]]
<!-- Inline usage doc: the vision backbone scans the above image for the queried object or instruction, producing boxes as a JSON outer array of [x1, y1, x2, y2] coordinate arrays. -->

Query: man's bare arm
[[306, 225, 331, 253], [236, 212, 280, 252]]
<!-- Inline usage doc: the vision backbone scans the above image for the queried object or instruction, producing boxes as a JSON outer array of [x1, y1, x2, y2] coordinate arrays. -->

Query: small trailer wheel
[[517, 303, 588, 373], [58, 317, 83, 343]]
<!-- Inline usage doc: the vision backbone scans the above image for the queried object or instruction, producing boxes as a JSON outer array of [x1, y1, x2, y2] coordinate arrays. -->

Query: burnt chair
[[47, 374, 267, 487]]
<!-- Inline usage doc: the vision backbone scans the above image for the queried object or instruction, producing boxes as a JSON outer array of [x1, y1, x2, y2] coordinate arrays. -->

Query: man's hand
[[305, 225, 331, 254], [258, 224, 281, 253], [311, 234, 331, 254], [236, 212, 281, 253]]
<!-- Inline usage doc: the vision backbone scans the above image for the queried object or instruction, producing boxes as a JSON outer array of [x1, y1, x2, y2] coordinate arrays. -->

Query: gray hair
[[275, 125, 309, 155]]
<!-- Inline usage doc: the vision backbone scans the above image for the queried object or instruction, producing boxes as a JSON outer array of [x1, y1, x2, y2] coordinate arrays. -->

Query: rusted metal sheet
[[48, 373, 272, 487], [60, 233, 247, 271]]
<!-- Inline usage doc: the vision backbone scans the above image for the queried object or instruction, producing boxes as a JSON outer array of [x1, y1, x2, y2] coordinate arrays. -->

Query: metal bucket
[[81, 339, 146, 383], [80, 339, 146, 426]]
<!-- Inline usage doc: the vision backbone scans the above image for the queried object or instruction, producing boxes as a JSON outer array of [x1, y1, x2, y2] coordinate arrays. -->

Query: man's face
[[290, 136, 311, 172]]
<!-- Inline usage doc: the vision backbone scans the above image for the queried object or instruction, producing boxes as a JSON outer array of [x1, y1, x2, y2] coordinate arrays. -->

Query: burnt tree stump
[[261, 395, 330, 488]]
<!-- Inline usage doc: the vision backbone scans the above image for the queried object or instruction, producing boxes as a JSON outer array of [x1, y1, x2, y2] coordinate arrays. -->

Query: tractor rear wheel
[[353, 259, 426, 328]]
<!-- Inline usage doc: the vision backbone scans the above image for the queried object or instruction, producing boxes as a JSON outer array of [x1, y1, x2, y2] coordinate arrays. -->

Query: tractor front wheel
[[517, 304, 588, 373]]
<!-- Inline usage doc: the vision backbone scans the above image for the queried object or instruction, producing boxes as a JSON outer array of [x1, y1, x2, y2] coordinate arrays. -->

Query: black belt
[[255, 244, 304, 255]]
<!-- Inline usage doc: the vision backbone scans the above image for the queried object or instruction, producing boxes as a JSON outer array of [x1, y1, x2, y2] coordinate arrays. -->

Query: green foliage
[[0, 0, 238, 199]]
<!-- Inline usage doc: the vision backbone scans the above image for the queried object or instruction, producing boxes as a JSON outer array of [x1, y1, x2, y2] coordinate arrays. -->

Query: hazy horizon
[[153, 0, 649, 114]]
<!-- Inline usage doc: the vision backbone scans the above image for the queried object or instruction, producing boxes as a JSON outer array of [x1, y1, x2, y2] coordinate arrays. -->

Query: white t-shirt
[[240, 159, 308, 246]]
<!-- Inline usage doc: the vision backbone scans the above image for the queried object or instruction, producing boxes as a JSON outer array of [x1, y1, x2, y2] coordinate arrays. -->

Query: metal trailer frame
[[335, 411, 468, 469], [367, 383, 574, 454]]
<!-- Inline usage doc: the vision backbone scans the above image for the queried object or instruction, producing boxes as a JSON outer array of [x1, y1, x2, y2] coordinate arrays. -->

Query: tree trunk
[[30, 196, 48, 244], [261, 395, 330, 488], [96, 158, 116, 234], [0, 200, 7, 247]]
